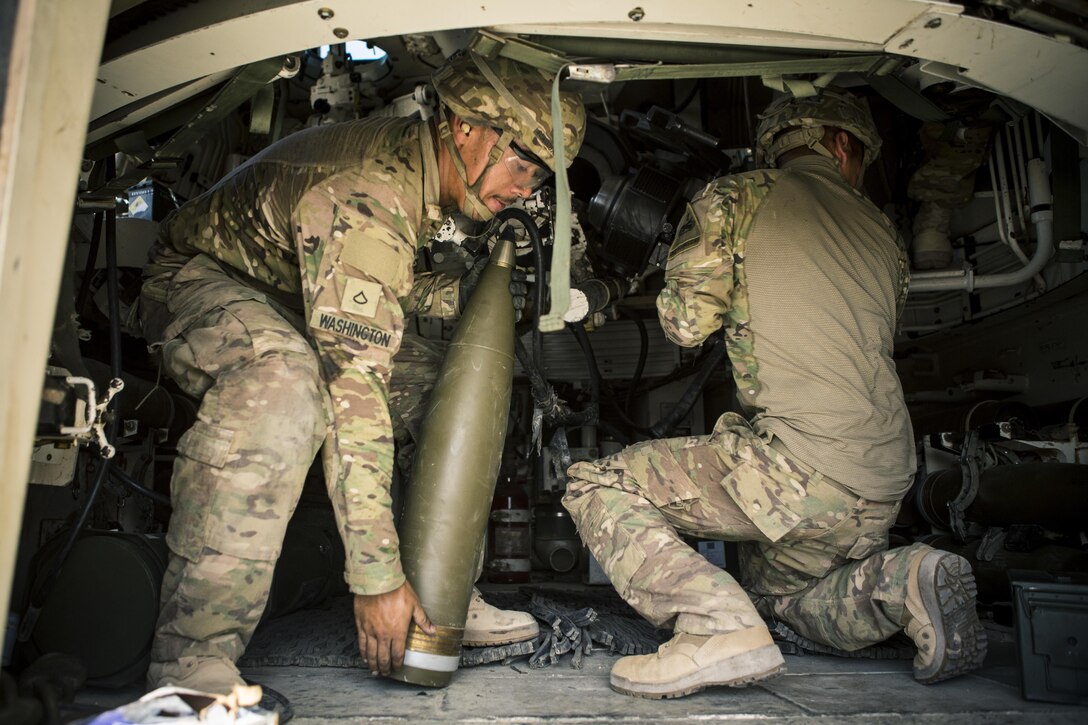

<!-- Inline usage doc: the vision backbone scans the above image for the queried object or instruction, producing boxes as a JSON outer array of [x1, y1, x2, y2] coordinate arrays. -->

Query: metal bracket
[[976, 526, 1006, 562], [85, 55, 293, 198], [567, 65, 618, 84], [41, 375, 124, 459], [88, 377, 125, 459], [948, 429, 982, 541]]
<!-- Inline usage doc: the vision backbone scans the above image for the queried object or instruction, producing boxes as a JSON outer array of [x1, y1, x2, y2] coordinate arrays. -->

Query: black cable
[[568, 318, 727, 441], [513, 335, 597, 428], [109, 466, 171, 508], [674, 79, 702, 114], [19, 161, 123, 642], [566, 321, 638, 447], [494, 207, 545, 364], [649, 335, 727, 439], [568, 321, 601, 407], [618, 308, 649, 417], [567, 321, 654, 439], [514, 335, 559, 417], [75, 213, 103, 317], [493, 210, 631, 447], [566, 317, 650, 437]]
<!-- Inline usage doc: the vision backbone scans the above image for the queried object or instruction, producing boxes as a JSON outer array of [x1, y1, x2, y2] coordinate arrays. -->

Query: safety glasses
[[503, 140, 552, 191]]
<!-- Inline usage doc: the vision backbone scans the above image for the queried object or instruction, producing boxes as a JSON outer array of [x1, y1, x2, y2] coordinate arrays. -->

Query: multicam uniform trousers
[[141, 254, 441, 667], [563, 412, 929, 650]]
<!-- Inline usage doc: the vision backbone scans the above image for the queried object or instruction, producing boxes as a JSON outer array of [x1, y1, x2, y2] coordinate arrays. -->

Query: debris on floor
[[239, 587, 668, 672], [238, 586, 913, 674], [460, 589, 668, 670], [84, 685, 276, 725]]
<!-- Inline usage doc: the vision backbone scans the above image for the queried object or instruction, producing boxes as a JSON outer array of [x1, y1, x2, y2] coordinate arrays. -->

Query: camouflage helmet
[[432, 51, 586, 171], [755, 88, 881, 171]]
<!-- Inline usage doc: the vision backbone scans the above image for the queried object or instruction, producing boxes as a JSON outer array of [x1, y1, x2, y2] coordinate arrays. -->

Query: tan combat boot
[[610, 627, 785, 699], [462, 588, 539, 646], [146, 655, 246, 694], [903, 549, 988, 683]]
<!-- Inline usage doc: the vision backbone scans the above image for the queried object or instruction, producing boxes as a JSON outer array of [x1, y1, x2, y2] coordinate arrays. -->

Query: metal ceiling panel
[[92, 0, 947, 122], [885, 8, 1088, 143]]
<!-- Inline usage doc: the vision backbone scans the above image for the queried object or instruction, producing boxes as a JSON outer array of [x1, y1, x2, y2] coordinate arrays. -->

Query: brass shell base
[[385, 622, 464, 688]]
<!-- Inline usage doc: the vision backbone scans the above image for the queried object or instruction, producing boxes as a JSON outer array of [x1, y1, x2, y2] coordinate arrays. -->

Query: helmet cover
[[433, 52, 586, 171], [755, 88, 881, 171]]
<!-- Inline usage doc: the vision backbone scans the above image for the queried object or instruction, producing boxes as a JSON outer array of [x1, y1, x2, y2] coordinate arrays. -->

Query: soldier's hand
[[510, 269, 529, 321], [458, 255, 489, 311], [353, 581, 435, 676]]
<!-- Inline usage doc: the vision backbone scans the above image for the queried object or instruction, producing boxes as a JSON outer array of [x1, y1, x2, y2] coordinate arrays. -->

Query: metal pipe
[[390, 238, 517, 688], [1010, 124, 1028, 239], [995, 133, 1016, 245], [1004, 122, 1045, 291], [988, 154, 1012, 266], [909, 158, 1053, 293], [916, 463, 1088, 531], [1009, 7, 1088, 47]]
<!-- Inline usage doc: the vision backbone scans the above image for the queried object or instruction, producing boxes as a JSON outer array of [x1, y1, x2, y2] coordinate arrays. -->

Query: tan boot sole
[[463, 624, 539, 647], [610, 644, 786, 699], [914, 552, 988, 684]]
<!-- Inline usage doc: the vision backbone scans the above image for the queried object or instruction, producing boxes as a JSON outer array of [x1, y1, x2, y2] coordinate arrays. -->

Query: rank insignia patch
[[341, 278, 381, 318]]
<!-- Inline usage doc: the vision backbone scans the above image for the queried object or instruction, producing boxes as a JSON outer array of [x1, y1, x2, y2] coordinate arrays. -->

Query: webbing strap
[[418, 121, 443, 226], [470, 30, 568, 75], [438, 117, 493, 222], [604, 55, 884, 82], [537, 66, 572, 333], [762, 71, 838, 98]]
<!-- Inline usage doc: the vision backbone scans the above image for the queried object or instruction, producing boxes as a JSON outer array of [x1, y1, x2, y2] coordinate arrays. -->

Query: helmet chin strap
[[769, 125, 834, 167], [773, 125, 872, 184], [437, 114, 515, 222]]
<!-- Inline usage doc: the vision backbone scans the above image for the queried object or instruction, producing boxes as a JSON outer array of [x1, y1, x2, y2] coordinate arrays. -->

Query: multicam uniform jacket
[[656, 155, 915, 502], [143, 117, 458, 594]]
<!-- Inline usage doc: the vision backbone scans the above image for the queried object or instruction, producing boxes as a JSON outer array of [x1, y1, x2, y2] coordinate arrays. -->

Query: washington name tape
[[310, 310, 392, 347]]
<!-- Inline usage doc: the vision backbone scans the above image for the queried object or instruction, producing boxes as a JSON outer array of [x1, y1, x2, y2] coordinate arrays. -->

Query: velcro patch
[[668, 204, 702, 260], [341, 278, 382, 318], [309, 310, 392, 348]]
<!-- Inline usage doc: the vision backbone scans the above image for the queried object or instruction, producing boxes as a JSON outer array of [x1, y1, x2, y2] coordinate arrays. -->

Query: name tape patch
[[310, 310, 392, 348]]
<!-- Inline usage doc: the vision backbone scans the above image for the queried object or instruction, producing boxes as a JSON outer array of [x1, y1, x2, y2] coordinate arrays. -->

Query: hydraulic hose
[[568, 322, 601, 407], [513, 335, 598, 429], [109, 466, 171, 508], [618, 308, 649, 416], [494, 207, 545, 364], [497, 210, 612, 444], [649, 335, 727, 438], [75, 213, 103, 318]]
